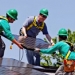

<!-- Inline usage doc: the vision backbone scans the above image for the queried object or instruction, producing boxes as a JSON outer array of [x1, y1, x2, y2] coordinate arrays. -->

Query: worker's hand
[[51, 43, 55, 46], [34, 48, 40, 52], [17, 43, 23, 49], [12, 39, 23, 49], [24, 34, 27, 38], [51, 39, 55, 46]]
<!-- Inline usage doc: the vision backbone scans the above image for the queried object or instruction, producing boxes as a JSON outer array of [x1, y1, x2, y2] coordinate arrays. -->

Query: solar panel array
[[0, 58, 47, 75]]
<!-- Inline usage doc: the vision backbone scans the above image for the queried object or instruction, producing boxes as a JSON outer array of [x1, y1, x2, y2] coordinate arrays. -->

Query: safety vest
[[65, 41, 73, 59], [65, 50, 71, 59], [19, 16, 45, 36], [26, 16, 44, 31], [0, 16, 8, 21]]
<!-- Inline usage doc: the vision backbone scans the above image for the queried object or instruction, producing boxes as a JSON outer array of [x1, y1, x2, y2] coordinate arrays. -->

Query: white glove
[[34, 48, 40, 52], [51, 39, 55, 46]]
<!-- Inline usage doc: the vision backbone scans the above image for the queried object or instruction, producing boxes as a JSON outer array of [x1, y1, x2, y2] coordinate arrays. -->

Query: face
[[38, 14, 47, 22], [9, 17, 15, 23]]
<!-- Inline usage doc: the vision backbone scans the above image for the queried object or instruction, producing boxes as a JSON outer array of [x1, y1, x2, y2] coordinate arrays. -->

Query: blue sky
[[1, 0, 75, 63]]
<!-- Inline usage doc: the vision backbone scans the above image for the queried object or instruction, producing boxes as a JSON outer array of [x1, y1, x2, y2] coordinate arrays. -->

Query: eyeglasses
[[40, 13, 47, 18]]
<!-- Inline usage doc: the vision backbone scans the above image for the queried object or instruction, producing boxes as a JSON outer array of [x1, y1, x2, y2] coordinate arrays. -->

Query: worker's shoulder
[[27, 16, 34, 19], [0, 19, 8, 24], [58, 41, 70, 47]]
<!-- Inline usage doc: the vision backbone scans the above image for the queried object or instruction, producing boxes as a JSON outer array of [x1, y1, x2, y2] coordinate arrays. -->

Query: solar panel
[[13, 34, 50, 49], [0, 66, 21, 75], [0, 58, 48, 75]]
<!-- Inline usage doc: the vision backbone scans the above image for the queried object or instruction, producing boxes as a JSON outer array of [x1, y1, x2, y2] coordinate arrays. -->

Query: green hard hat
[[58, 28, 68, 36], [6, 9, 18, 20], [40, 8, 48, 16]]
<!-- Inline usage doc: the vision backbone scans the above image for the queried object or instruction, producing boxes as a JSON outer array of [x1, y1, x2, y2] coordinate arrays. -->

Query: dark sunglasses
[[40, 13, 47, 18]]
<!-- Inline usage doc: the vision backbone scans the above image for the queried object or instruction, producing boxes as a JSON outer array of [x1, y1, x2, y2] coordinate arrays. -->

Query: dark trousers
[[26, 50, 40, 66], [0, 36, 6, 58]]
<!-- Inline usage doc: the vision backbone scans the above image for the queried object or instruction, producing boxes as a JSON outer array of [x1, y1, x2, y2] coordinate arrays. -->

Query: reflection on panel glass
[[0, 58, 48, 75]]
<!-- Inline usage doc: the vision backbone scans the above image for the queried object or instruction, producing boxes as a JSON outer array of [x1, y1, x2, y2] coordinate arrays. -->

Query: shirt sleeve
[[40, 42, 61, 54], [1, 20, 14, 41], [23, 16, 34, 27], [42, 23, 48, 34]]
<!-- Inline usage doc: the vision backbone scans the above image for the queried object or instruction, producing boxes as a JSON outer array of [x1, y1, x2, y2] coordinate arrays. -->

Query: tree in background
[[40, 29, 75, 67]]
